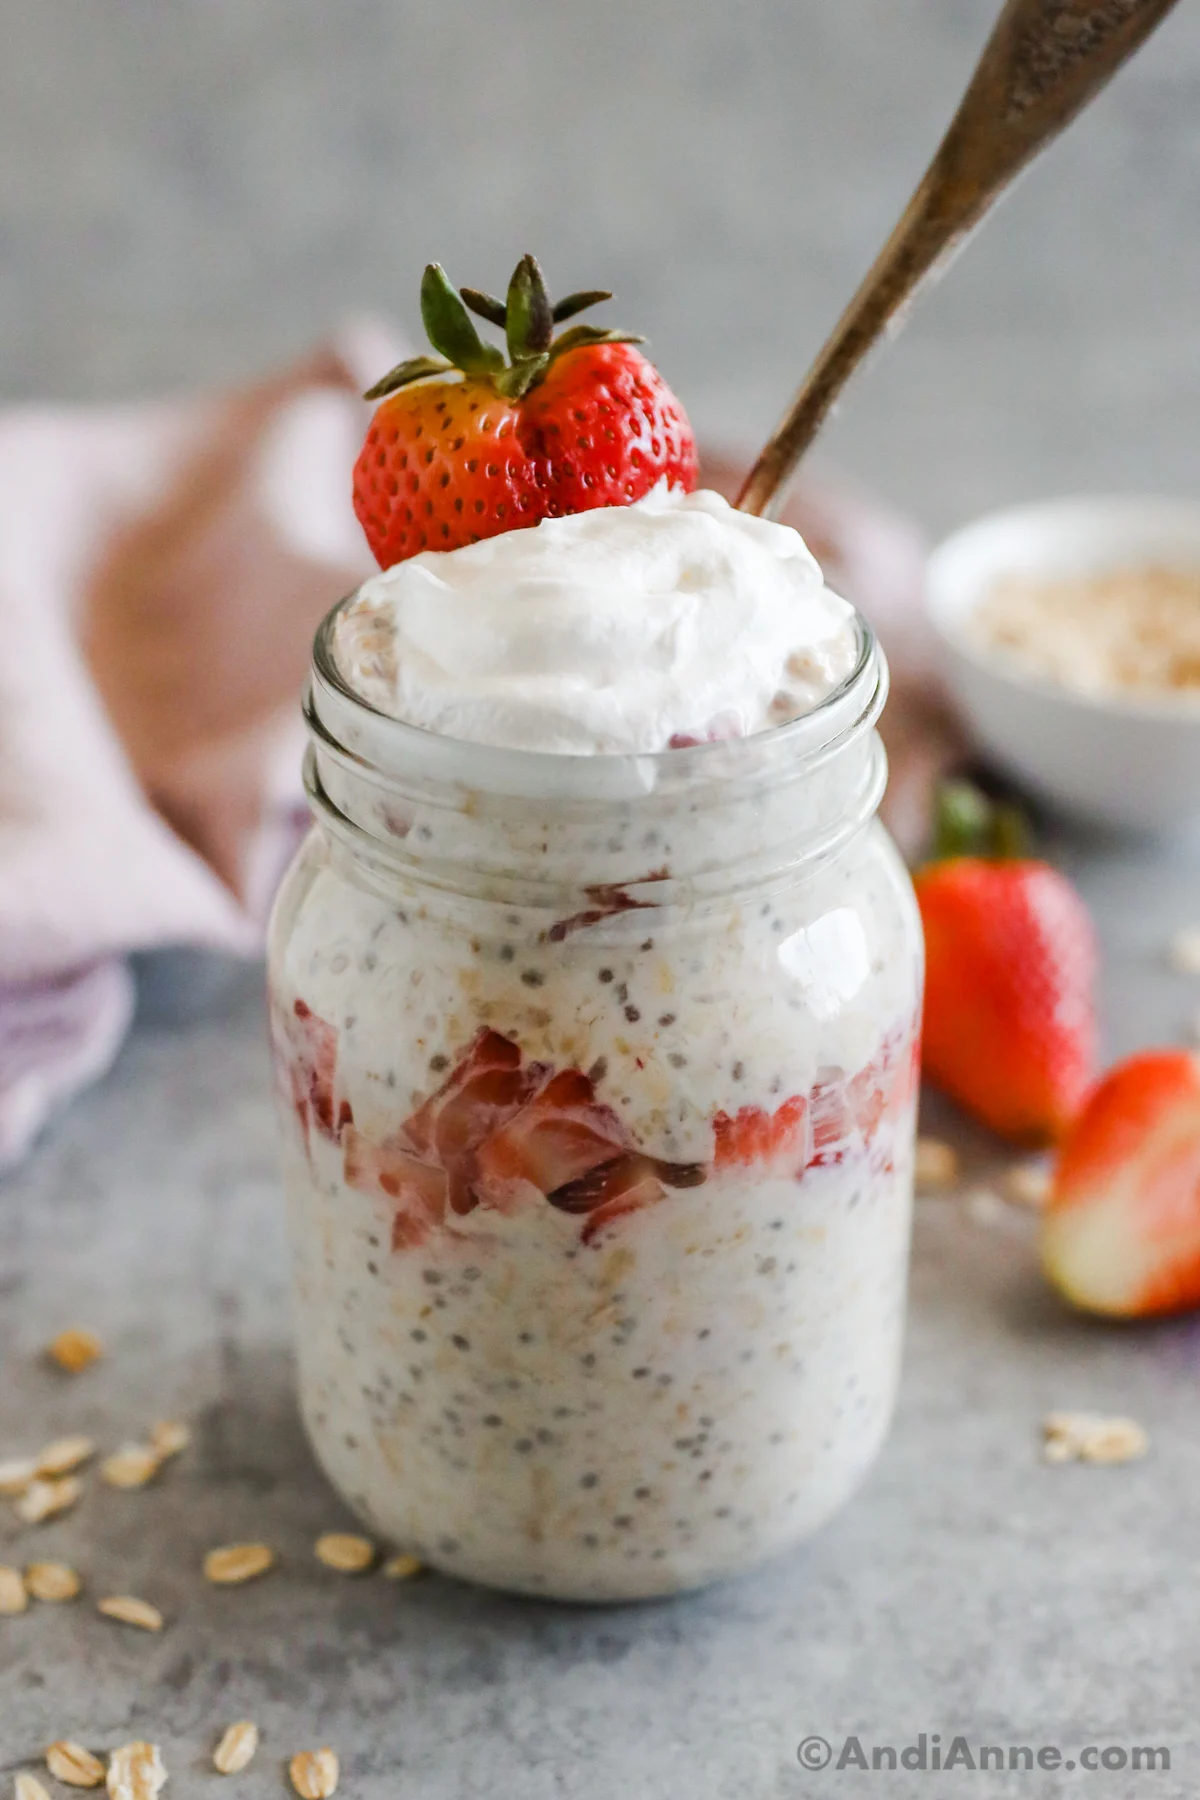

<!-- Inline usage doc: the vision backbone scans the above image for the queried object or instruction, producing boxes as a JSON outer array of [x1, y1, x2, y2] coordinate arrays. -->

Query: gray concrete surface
[[3, 0, 1200, 1792], [3, 829, 1200, 1795]]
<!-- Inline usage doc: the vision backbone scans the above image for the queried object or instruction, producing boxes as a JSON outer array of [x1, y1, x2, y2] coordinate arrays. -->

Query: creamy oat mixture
[[269, 496, 922, 1599], [971, 565, 1200, 699]]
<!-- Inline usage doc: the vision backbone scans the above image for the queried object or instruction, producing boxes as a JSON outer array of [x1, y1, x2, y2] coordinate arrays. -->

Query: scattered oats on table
[[16, 1773, 53, 1800], [25, 1562, 81, 1603], [100, 1445, 160, 1490], [1042, 1411, 1148, 1465], [16, 1476, 82, 1525], [45, 1742, 106, 1789], [36, 1436, 95, 1478], [315, 1532, 376, 1573], [212, 1721, 259, 1775], [45, 1328, 104, 1375], [915, 1137, 960, 1193], [148, 1420, 190, 1460], [381, 1552, 424, 1581], [104, 1742, 167, 1800], [1004, 1161, 1052, 1209], [290, 1748, 339, 1799], [1169, 925, 1200, 974], [0, 1456, 37, 1497], [97, 1595, 164, 1632], [0, 1565, 28, 1614], [203, 1542, 276, 1585], [964, 1186, 1006, 1227]]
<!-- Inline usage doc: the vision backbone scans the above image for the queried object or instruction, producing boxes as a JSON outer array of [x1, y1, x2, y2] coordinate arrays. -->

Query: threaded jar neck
[[304, 594, 889, 910]]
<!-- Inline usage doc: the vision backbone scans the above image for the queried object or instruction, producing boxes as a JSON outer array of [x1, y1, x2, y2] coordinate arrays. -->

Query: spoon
[[737, 0, 1182, 519]]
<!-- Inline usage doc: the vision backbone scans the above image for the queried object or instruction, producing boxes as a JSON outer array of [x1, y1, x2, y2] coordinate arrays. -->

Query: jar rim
[[308, 590, 885, 803]]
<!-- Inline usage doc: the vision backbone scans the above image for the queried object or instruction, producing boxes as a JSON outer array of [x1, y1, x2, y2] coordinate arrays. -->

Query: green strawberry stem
[[363, 256, 643, 405], [933, 780, 1029, 862]]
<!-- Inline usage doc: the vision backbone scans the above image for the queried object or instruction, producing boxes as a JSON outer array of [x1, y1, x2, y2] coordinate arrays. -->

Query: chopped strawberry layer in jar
[[272, 1008, 915, 1250]]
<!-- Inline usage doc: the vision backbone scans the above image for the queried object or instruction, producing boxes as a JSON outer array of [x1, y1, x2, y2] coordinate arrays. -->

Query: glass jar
[[267, 598, 922, 1602]]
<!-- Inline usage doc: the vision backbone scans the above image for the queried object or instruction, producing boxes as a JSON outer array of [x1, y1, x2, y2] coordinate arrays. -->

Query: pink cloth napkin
[[0, 354, 959, 1168], [0, 319, 404, 1166]]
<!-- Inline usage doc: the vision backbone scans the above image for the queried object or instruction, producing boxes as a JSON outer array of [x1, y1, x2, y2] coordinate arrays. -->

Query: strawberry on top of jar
[[353, 255, 698, 569]]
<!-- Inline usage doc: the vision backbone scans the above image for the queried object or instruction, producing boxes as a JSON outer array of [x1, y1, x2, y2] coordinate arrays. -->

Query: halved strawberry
[[575, 1159, 671, 1245], [713, 1095, 809, 1170], [404, 1028, 522, 1155], [342, 1130, 448, 1250], [340, 1029, 705, 1244], [1041, 1050, 1200, 1318], [847, 1060, 888, 1143], [474, 1068, 633, 1199], [711, 1033, 918, 1175], [810, 1074, 853, 1167], [271, 996, 349, 1149], [406, 1029, 548, 1215]]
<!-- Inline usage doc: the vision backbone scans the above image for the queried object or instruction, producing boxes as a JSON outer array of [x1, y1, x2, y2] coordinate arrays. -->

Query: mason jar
[[267, 597, 922, 1602]]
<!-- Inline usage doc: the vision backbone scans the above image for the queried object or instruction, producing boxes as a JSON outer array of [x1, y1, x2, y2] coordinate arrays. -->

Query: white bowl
[[926, 496, 1200, 832]]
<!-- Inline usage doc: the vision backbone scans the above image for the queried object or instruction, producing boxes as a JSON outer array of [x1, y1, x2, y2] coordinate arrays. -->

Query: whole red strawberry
[[353, 255, 697, 568], [915, 785, 1097, 1144]]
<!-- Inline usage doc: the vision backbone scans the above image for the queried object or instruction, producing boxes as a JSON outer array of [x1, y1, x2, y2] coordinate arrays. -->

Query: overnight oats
[[267, 258, 923, 1600]]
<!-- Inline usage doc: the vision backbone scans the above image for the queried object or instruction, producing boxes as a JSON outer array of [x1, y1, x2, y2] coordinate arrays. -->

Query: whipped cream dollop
[[334, 486, 859, 754]]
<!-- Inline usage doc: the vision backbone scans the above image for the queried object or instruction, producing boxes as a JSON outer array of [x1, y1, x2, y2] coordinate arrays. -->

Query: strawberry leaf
[[420, 264, 505, 378], [548, 323, 646, 361], [551, 289, 612, 323], [461, 287, 508, 328], [362, 354, 453, 401], [505, 254, 554, 362], [360, 258, 646, 409]]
